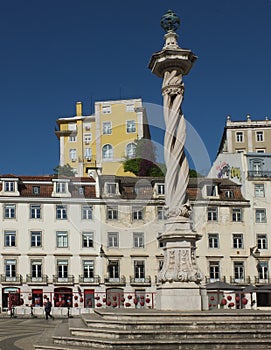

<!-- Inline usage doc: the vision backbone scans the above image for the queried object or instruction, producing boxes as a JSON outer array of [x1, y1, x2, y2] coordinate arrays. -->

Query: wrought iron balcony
[[53, 275, 74, 285], [205, 276, 226, 284], [255, 277, 271, 285], [248, 170, 271, 179], [104, 276, 126, 286], [1, 274, 22, 284], [26, 274, 48, 285], [79, 275, 100, 285], [130, 276, 151, 286]]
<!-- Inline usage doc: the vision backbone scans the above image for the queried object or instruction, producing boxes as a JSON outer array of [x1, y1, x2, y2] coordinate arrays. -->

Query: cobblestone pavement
[[0, 317, 64, 350]]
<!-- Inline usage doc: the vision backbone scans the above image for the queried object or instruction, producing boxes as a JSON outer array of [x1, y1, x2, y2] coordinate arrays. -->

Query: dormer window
[[5, 181, 15, 192], [104, 182, 119, 196], [206, 184, 218, 197], [32, 186, 40, 195], [52, 179, 71, 198], [225, 190, 234, 199], [56, 182, 66, 193], [0, 178, 20, 196], [153, 183, 165, 198]]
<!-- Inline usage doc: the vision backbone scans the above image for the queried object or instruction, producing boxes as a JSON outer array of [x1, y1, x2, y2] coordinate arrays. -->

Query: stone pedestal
[[157, 218, 208, 311], [156, 282, 207, 311]]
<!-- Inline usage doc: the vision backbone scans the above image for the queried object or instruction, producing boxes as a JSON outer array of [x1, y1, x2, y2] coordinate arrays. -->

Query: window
[[102, 105, 111, 114], [108, 232, 119, 248], [252, 160, 263, 176], [256, 149, 265, 153], [126, 120, 136, 133], [4, 204, 16, 219], [82, 232, 94, 248], [56, 205, 67, 220], [132, 207, 144, 221], [4, 181, 15, 192], [82, 205, 93, 220], [31, 231, 42, 247], [257, 234, 268, 250], [84, 122, 91, 130], [207, 207, 217, 221], [255, 184, 265, 198], [84, 133, 92, 144], [32, 186, 40, 195], [134, 260, 145, 280], [78, 187, 84, 195], [108, 260, 119, 279], [69, 135, 77, 142], [31, 260, 42, 278], [126, 143, 136, 158], [233, 261, 244, 282], [30, 204, 41, 219], [232, 208, 242, 222], [105, 183, 118, 194], [233, 233, 243, 249], [83, 260, 94, 279], [236, 132, 244, 143], [208, 234, 219, 249], [4, 230, 16, 247], [84, 148, 92, 159], [209, 261, 220, 281], [57, 260, 68, 279], [225, 190, 234, 198], [157, 207, 166, 220], [5, 259, 16, 278], [206, 184, 218, 197], [69, 149, 77, 161], [258, 261, 268, 280], [102, 122, 112, 135], [107, 206, 118, 220], [126, 103, 134, 112], [56, 182, 67, 193], [56, 231, 68, 248], [255, 209, 267, 223], [133, 232, 144, 248], [102, 144, 113, 159], [157, 184, 165, 195], [256, 131, 264, 142]]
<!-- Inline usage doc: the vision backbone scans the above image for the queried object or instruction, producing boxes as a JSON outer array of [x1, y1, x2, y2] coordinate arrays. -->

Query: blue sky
[[0, 0, 271, 175]]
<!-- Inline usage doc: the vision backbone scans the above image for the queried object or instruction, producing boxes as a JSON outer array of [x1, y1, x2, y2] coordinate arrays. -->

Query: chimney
[[76, 102, 82, 116]]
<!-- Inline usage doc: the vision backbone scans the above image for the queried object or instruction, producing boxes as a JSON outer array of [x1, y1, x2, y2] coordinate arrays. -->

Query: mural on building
[[216, 162, 242, 182]]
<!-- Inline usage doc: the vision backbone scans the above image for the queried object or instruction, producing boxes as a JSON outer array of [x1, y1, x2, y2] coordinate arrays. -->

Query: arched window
[[126, 143, 136, 159], [102, 144, 113, 160]]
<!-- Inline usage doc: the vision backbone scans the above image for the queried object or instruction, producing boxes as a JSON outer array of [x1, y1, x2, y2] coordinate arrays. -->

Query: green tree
[[123, 138, 165, 177], [53, 164, 76, 177]]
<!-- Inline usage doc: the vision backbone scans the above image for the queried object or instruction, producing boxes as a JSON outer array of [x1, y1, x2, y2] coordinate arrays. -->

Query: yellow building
[[55, 98, 151, 176]]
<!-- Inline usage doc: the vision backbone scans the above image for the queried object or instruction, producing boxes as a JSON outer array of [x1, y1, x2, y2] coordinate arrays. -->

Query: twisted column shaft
[[162, 70, 190, 219]]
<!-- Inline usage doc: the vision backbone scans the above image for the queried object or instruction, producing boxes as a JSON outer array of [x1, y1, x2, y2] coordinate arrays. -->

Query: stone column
[[148, 10, 207, 311]]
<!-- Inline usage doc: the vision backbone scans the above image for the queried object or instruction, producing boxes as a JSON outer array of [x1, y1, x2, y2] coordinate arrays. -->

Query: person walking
[[44, 298, 54, 320]]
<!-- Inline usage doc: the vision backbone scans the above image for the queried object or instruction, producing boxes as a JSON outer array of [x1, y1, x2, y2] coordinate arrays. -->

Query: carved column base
[[157, 217, 208, 310]]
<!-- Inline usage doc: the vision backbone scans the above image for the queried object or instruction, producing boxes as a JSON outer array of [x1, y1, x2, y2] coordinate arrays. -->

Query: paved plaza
[[0, 317, 64, 350]]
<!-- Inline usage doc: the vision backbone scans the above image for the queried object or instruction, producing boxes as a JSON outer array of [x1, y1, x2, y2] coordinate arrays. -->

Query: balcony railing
[[26, 274, 48, 285], [79, 275, 100, 285], [53, 275, 74, 285], [1, 274, 22, 284], [248, 170, 271, 179], [104, 276, 126, 286], [205, 276, 226, 284], [230, 276, 252, 284], [130, 276, 151, 286], [255, 277, 271, 285]]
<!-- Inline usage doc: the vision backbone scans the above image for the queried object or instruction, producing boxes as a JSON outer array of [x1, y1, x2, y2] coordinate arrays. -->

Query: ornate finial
[[160, 10, 180, 33]]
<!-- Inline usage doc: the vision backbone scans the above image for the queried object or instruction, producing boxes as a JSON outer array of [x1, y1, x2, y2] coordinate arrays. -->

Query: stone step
[[69, 326, 271, 340], [52, 335, 271, 350]]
